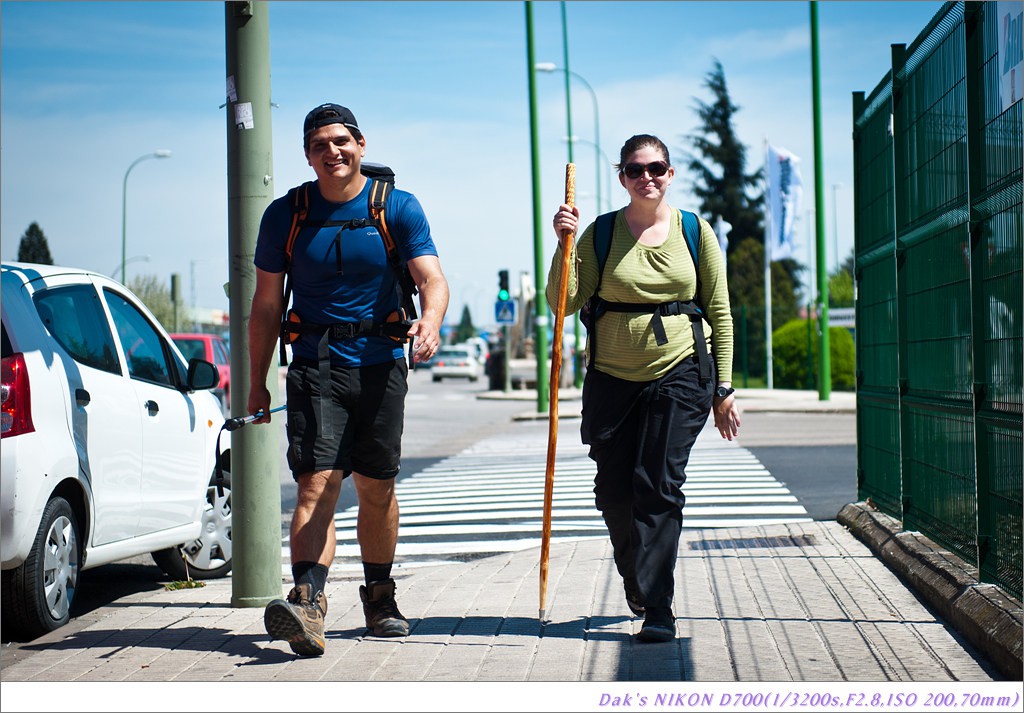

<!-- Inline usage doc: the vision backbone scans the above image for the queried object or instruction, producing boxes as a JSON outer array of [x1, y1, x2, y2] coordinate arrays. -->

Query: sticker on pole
[[495, 300, 517, 324]]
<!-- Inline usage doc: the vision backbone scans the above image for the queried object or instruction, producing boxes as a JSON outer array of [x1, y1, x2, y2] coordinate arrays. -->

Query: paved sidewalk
[[0, 523, 1007, 683], [3, 387, 1020, 712]]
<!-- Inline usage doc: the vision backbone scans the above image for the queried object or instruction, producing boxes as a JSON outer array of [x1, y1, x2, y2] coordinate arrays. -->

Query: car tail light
[[1, 353, 34, 438]]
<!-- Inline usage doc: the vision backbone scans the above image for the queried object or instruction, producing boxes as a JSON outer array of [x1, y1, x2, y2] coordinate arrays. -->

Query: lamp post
[[562, 136, 613, 212], [535, 63, 602, 218], [832, 183, 843, 273], [121, 150, 171, 284], [536, 61, 601, 390], [110, 255, 151, 282]]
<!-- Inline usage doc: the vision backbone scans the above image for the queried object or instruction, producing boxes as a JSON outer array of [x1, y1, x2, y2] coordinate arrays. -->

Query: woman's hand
[[713, 393, 741, 441], [552, 203, 579, 247]]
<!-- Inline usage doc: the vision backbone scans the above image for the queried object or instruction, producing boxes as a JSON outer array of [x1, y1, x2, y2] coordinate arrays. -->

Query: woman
[[546, 134, 741, 643]]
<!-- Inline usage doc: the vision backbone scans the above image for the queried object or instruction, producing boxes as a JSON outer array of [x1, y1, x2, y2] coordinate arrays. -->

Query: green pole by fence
[[809, 1, 831, 400]]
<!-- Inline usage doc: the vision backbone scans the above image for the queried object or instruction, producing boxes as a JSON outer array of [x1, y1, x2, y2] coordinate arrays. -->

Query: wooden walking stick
[[540, 163, 576, 622]]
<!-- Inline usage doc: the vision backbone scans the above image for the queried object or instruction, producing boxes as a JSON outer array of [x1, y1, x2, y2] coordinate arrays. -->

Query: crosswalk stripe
[[282, 422, 812, 572]]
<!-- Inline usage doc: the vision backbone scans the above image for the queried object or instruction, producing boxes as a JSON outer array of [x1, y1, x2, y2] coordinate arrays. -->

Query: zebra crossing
[[283, 421, 813, 574]]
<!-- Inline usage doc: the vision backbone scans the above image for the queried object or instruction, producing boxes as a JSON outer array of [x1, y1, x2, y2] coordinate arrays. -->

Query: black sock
[[292, 561, 329, 597], [362, 561, 393, 587]]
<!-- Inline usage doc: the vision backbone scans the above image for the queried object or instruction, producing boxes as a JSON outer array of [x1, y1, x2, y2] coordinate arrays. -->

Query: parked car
[[170, 332, 231, 408], [1, 262, 232, 640], [431, 345, 483, 382]]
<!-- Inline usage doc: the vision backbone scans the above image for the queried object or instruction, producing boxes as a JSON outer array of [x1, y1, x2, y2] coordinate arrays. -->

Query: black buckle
[[327, 323, 359, 339]]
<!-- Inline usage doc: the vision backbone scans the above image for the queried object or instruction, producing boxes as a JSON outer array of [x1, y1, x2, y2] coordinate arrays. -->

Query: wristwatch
[[715, 385, 735, 399]]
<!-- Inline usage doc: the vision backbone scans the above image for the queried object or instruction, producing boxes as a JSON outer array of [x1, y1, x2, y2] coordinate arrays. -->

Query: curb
[[838, 502, 1023, 680]]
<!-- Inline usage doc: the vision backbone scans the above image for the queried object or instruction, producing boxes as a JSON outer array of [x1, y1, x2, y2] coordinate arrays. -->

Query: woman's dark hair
[[615, 134, 671, 172]]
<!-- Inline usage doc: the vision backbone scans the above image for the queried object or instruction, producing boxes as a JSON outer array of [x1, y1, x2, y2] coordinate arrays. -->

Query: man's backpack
[[277, 162, 418, 367], [580, 209, 712, 384]]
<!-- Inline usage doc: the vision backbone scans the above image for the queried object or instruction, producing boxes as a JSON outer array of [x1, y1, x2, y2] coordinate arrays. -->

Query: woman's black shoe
[[637, 606, 675, 643]]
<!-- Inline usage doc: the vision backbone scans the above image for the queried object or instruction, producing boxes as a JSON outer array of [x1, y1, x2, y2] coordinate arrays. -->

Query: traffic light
[[497, 269, 510, 301]]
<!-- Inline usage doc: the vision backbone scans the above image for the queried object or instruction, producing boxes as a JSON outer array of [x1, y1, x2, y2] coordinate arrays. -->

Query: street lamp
[[536, 60, 603, 390], [562, 136, 614, 212], [535, 62, 603, 216], [111, 255, 151, 282], [832, 183, 843, 274], [122, 150, 171, 284]]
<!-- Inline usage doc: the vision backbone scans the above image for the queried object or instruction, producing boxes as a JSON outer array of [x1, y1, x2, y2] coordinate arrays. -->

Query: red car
[[170, 333, 231, 406]]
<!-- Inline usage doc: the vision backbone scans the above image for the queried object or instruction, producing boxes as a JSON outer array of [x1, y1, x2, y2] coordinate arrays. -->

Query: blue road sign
[[495, 300, 517, 324]]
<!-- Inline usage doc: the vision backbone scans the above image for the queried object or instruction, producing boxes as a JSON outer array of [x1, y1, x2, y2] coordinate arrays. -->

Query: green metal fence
[[852, 1, 1022, 599]]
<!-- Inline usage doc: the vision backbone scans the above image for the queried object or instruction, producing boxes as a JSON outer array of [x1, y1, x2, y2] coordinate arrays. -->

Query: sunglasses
[[622, 161, 669, 180]]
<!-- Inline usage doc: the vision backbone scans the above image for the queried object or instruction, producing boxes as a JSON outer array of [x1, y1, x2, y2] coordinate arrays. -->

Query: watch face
[[716, 386, 733, 398]]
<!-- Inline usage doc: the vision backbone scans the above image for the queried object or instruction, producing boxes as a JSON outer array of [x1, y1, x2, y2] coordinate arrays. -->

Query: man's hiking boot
[[637, 606, 675, 643], [360, 578, 409, 637], [623, 577, 645, 617], [264, 583, 327, 656]]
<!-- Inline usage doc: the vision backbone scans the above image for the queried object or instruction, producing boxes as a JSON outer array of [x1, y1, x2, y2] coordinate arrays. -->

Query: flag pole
[[540, 162, 575, 623]]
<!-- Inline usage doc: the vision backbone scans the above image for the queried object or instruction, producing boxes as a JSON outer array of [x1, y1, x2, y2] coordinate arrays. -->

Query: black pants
[[580, 355, 713, 609]]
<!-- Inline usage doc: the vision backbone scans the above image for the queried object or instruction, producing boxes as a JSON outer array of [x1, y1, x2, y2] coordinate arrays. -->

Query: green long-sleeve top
[[545, 208, 733, 383]]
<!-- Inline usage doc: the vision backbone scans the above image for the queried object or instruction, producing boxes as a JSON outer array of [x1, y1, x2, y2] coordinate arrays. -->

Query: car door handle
[[145, 400, 159, 416], [75, 388, 90, 405]]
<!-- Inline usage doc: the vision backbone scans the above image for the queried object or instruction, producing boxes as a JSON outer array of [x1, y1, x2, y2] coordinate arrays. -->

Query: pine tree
[[681, 59, 802, 381], [16, 222, 54, 265], [454, 304, 476, 344], [681, 59, 763, 260]]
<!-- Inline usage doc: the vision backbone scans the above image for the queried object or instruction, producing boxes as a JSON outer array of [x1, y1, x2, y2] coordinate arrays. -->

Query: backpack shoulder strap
[[368, 177, 419, 320], [368, 178, 396, 259], [679, 209, 700, 270], [592, 210, 618, 288], [285, 181, 314, 265], [679, 209, 703, 304]]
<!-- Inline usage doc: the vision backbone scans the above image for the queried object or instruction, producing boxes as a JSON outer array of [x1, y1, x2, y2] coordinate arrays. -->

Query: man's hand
[[247, 384, 273, 425], [407, 254, 449, 364]]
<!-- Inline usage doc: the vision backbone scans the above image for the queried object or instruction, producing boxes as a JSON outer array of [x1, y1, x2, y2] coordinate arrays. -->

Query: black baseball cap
[[303, 103, 360, 146]]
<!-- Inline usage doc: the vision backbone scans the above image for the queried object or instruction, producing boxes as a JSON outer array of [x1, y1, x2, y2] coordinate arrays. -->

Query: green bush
[[772, 318, 855, 391]]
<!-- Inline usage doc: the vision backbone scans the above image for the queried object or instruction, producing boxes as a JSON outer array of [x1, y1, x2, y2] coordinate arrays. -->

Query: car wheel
[[0, 496, 80, 639], [152, 470, 232, 580], [469, 375, 479, 382], [432, 375, 442, 382]]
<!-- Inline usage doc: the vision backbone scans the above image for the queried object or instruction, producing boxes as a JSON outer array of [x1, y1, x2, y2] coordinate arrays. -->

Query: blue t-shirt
[[254, 179, 437, 366]]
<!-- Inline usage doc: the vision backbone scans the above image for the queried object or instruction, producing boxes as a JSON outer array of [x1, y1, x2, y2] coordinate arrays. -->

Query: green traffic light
[[498, 289, 510, 301]]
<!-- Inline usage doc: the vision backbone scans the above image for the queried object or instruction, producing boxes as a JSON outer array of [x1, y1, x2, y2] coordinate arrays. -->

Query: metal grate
[[689, 534, 818, 551]]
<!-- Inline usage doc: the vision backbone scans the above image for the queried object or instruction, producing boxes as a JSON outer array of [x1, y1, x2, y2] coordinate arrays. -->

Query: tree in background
[[681, 59, 763, 263], [16, 222, 54, 265], [681, 59, 801, 380], [128, 274, 176, 331], [454, 304, 476, 344], [829, 250, 855, 308]]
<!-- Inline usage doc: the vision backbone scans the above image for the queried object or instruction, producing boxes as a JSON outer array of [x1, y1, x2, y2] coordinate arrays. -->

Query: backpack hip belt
[[600, 299, 712, 384], [282, 315, 412, 342]]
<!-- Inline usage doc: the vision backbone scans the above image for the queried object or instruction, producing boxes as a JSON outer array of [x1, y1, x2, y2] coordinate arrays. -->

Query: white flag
[[766, 145, 802, 261]]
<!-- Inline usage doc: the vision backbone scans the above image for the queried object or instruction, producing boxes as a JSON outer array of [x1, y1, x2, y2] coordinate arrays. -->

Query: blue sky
[[1, 0, 945, 328]]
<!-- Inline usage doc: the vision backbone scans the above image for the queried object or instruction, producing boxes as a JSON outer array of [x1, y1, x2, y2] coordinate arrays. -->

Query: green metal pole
[[525, 1, 549, 413], [225, 0, 282, 607], [810, 1, 831, 400]]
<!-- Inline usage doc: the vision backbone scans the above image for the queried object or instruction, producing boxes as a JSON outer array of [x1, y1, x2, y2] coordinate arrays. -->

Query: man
[[247, 103, 448, 656]]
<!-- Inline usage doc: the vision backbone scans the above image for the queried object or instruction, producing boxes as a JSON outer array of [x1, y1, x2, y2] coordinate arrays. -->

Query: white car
[[1, 262, 232, 639], [431, 346, 483, 382]]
